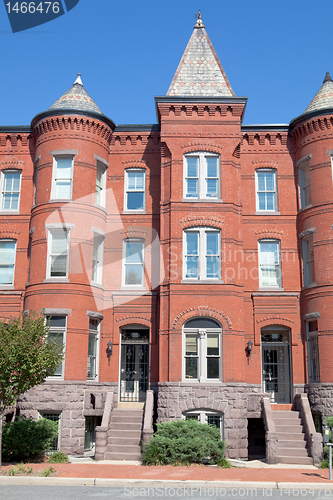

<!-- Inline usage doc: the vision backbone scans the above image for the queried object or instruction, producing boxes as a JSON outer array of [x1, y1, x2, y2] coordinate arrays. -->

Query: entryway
[[120, 328, 149, 402]]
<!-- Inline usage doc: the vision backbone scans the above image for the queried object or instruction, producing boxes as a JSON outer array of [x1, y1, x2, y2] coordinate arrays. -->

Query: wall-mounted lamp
[[247, 340, 253, 356], [107, 341, 113, 357]]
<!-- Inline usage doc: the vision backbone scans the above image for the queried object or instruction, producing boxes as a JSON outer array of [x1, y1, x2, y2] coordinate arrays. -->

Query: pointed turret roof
[[48, 74, 104, 115], [167, 11, 235, 97], [303, 72, 333, 115]]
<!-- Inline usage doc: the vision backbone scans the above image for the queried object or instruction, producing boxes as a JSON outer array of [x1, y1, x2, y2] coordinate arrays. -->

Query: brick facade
[[0, 19, 332, 459]]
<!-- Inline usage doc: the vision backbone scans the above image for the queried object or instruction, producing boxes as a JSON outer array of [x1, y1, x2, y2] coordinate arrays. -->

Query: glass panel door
[[261, 330, 291, 403], [120, 329, 149, 402]]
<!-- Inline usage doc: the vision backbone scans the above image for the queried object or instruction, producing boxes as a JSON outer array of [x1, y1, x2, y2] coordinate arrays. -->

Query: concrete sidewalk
[[0, 459, 332, 488]]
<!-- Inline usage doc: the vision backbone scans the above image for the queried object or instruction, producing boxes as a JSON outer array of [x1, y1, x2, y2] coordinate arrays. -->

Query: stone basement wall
[[306, 384, 333, 421], [18, 381, 118, 455], [157, 382, 263, 459]]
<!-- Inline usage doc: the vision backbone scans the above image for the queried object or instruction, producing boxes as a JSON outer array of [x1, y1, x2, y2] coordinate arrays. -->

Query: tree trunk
[[0, 412, 3, 469]]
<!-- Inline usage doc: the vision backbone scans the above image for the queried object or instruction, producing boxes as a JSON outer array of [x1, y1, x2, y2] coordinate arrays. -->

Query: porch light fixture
[[107, 341, 113, 357], [247, 340, 253, 356]]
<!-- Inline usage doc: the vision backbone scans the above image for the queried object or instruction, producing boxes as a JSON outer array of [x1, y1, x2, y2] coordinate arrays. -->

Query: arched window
[[183, 318, 222, 382]]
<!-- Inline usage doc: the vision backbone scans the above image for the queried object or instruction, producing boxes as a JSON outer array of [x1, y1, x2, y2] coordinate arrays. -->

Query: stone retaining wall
[[157, 382, 263, 459]]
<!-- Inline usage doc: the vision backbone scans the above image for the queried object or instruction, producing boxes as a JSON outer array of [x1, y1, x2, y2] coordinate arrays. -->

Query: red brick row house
[[0, 13, 332, 462]]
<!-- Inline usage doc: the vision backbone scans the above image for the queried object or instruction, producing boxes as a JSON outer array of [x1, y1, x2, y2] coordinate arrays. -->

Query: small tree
[[0, 311, 64, 466]]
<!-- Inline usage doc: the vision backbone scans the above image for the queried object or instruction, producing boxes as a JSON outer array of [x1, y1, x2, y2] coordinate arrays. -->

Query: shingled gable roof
[[48, 74, 104, 115], [167, 12, 235, 98]]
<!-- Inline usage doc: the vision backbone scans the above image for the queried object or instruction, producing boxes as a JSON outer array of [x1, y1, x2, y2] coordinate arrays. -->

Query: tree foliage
[[0, 311, 64, 415]]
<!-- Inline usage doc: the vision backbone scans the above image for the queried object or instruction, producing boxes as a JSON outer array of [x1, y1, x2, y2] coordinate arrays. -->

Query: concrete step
[[107, 429, 141, 439], [109, 437, 141, 446], [275, 425, 304, 433], [111, 409, 143, 417], [111, 415, 143, 423], [273, 410, 300, 418], [107, 444, 141, 454], [278, 440, 307, 449], [276, 432, 306, 441], [277, 456, 313, 465], [105, 452, 142, 461], [277, 447, 310, 457], [109, 422, 142, 431], [274, 417, 302, 426], [116, 402, 144, 409]]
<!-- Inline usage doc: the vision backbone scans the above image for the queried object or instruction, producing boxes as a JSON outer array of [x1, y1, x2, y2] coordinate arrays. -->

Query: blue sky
[[0, 0, 332, 127]]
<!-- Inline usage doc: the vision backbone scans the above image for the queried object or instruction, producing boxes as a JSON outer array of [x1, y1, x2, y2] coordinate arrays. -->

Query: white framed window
[[95, 161, 106, 208], [306, 319, 320, 383], [39, 412, 61, 451], [302, 235, 315, 286], [46, 316, 66, 379], [92, 234, 104, 284], [183, 228, 220, 280], [51, 156, 74, 200], [183, 409, 224, 439], [47, 229, 70, 279], [1, 170, 21, 211], [0, 240, 16, 285], [87, 318, 100, 380], [183, 152, 220, 199], [256, 169, 278, 211], [123, 239, 144, 286], [183, 318, 222, 382], [124, 169, 145, 211], [298, 162, 311, 209], [258, 240, 282, 288]]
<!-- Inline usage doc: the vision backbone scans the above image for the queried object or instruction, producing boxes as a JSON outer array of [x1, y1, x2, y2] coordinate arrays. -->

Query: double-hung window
[[47, 229, 70, 278], [256, 170, 277, 211], [51, 156, 74, 200], [184, 228, 220, 280], [92, 234, 104, 284], [302, 235, 315, 286], [1, 170, 21, 211], [95, 161, 106, 207], [258, 240, 281, 288], [46, 316, 66, 378], [306, 319, 320, 382], [0, 240, 16, 285], [123, 239, 144, 286], [183, 318, 222, 382], [184, 153, 220, 199], [125, 170, 145, 211], [298, 162, 311, 209], [87, 318, 99, 380]]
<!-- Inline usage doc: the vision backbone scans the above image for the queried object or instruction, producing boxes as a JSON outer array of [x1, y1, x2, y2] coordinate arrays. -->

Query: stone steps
[[106, 407, 143, 461], [272, 409, 313, 466]]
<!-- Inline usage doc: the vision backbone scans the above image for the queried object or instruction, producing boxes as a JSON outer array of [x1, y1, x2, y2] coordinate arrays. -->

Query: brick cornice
[[33, 115, 112, 143]]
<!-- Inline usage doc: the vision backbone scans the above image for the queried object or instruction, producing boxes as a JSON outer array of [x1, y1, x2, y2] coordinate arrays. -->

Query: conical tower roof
[[167, 11, 235, 97], [48, 74, 104, 115], [303, 72, 333, 115]]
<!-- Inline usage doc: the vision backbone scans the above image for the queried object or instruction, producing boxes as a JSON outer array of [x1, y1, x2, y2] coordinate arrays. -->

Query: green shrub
[[142, 419, 226, 465], [2, 418, 58, 462], [6, 463, 33, 476], [321, 458, 329, 468], [40, 466, 54, 477], [48, 451, 69, 463]]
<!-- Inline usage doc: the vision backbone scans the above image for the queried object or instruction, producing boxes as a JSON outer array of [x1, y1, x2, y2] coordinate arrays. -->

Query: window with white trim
[[92, 234, 103, 284], [123, 239, 144, 286], [306, 319, 320, 383], [183, 409, 224, 439], [51, 156, 74, 200], [95, 161, 106, 207], [256, 169, 278, 211], [183, 228, 220, 280], [87, 318, 100, 380], [258, 240, 282, 288], [302, 235, 315, 286], [184, 153, 220, 199], [298, 162, 312, 209], [46, 316, 66, 378], [183, 318, 222, 382], [1, 170, 21, 211], [0, 240, 16, 285], [47, 229, 70, 279], [124, 170, 145, 211]]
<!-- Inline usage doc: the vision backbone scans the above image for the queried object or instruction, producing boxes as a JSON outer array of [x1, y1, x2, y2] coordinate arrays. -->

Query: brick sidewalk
[[1, 463, 331, 483]]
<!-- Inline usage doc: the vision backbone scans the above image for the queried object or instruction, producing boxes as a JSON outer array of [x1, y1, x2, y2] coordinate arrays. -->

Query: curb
[[0, 477, 333, 488]]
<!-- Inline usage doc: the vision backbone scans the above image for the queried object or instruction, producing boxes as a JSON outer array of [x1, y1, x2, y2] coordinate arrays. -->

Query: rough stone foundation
[[306, 383, 333, 421], [157, 382, 263, 459], [18, 381, 118, 455]]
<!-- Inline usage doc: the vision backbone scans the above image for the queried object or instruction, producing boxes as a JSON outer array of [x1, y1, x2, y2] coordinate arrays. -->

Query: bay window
[[184, 153, 220, 199], [184, 228, 220, 280], [258, 240, 282, 288]]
